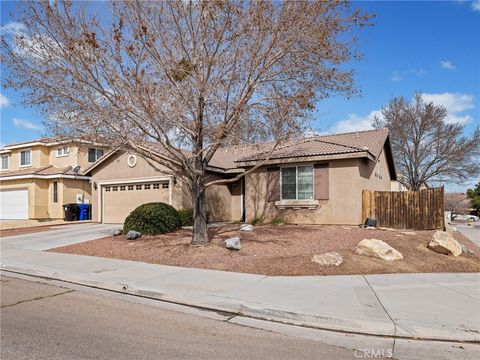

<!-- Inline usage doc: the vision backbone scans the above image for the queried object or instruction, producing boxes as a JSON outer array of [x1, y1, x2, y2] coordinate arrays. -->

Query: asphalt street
[[0, 276, 355, 360]]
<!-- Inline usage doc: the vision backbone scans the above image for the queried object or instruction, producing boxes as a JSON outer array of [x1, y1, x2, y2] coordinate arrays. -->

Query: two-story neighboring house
[[0, 138, 107, 220]]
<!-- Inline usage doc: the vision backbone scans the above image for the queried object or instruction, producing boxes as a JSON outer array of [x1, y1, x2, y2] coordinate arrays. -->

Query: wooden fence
[[362, 187, 445, 230]]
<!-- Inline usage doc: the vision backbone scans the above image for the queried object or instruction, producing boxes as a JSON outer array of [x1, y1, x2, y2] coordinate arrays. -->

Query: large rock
[[428, 231, 462, 256], [240, 224, 254, 232], [126, 230, 141, 240], [113, 229, 123, 236], [355, 239, 403, 261], [224, 237, 241, 250], [311, 252, 343, 266]]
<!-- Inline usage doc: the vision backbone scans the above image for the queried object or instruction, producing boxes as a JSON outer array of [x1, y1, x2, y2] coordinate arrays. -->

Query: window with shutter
[[314, 163, 329, 200], [266, 167, 280, 202]]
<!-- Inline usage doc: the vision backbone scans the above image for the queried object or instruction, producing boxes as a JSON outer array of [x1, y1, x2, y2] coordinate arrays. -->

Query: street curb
[[2, 264, 479, 344]]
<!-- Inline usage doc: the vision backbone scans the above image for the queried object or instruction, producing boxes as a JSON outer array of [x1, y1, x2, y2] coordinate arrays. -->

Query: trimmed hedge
[[123, 202, 181, 235], [178, 208, 193, 227]]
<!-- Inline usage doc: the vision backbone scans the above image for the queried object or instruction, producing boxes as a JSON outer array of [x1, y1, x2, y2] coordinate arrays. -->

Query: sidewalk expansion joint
[[362, 275, 398, 355]]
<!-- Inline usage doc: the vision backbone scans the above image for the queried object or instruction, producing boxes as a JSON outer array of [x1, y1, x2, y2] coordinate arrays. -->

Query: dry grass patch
[[49, 225, 480, 276]]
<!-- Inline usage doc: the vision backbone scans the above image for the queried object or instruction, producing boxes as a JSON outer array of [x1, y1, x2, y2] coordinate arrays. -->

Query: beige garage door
[[102, 182, 170, 224]]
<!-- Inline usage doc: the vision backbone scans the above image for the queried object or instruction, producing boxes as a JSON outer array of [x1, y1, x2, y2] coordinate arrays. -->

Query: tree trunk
[[191, 95, 208, 245], [191, 176, 209, 245]]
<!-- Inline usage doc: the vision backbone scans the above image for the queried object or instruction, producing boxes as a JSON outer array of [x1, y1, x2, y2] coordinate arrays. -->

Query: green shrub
[[252, 218, 262, 225], [178, 208, 193, 227], [123, 202, 181, 235], [271, 218, 284, 225]]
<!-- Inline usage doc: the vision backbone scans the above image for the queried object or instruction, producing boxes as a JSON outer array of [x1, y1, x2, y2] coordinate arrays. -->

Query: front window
[[20, 150, 32, 166], [53, 181, 58, 203], [57, 146, 68, 157], [1, 155, 8, 170], [88, 148, 104, 162], [281, 166, 314, 200]]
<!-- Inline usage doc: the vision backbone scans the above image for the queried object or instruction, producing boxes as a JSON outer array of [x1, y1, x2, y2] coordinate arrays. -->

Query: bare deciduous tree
[[2, 0, 371, 244], [373, 93, 480, 191]]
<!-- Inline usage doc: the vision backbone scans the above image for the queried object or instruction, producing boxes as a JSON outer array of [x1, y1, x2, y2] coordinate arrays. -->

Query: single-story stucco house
[[83, 128, 396, 225]]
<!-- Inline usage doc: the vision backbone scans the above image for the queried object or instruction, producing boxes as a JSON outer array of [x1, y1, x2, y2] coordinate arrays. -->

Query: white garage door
[[0, 189, 29, 220], [102, 181, 170, 224]]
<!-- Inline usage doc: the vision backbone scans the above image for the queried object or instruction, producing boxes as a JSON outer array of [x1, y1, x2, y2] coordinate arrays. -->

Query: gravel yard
[[49, 225, 480, 276]]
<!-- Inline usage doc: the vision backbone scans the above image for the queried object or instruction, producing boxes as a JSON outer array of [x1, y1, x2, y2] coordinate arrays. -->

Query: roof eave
[[0, 174, 91, 181], [384, 136, 397, 181], [235, 151, 371, 167], [206, 166, 244, 174]]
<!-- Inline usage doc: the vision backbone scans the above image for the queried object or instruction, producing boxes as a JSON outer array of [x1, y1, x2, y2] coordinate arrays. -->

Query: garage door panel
[[103, 183, 169, 224], [0, 189, 29, 220]]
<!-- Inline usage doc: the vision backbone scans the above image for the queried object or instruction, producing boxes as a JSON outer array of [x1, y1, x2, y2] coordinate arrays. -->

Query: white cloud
[[472, 0, 480, 11], [329, 92, 475, 133], [12, 118, 42, 131], [0, 21, 26, 36], [391, 68, 426, 82], [329, 110, 381, 134], [0, 94, 10, 108], [422, 92, 475, 125], [439, 60, 456, 70], [422, 92, 474, 112]]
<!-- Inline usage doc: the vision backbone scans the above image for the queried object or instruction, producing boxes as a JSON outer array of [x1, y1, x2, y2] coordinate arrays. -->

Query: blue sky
[[1, 1, 479, 191]]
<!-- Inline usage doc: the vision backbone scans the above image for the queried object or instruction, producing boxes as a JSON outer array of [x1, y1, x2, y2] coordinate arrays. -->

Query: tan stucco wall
[[32, 179, 49, 218], [90, 152, 183, 222], [89, 152, 241, 223], [1, 178, 50, 219], [3, 145, 49, 172], [244, 147, 393, 225], [205, 174, 232, 222], [49, 145, 77, 168], [2, 143, 107, 173], [0, 179, 35, 218], [245, 158, 363, 225], [0, 177, 91, 219], [360, 149, 392, 191]]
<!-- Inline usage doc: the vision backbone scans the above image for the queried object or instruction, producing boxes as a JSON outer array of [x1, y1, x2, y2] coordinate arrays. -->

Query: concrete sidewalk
[[1, 224, 479, 342]]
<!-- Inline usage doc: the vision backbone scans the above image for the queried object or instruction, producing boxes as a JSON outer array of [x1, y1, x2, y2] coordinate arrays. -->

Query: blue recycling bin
[[78, 204, 91, 221]]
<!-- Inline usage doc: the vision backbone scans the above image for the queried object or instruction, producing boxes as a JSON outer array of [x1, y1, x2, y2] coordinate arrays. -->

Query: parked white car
[[452, 214, 479, 222]]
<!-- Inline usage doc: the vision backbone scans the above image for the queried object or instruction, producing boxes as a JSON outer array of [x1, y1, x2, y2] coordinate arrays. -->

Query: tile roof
[[209, 128, 390, 168], [82, 128, 392, 173], [0, 165, 78, 178], [2, 138, 56, 148]]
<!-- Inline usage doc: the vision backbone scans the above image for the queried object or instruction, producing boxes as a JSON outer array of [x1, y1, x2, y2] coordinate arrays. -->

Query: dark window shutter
[[266, 167, 280, 202], [314, 163, 329, 200]]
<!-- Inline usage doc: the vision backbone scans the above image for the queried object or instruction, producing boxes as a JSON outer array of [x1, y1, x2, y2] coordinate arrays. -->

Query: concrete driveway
[[0, 223, 120, 251]]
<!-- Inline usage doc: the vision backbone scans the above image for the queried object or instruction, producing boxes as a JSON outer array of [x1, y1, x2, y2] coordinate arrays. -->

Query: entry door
[[0, 189, 29, 220]]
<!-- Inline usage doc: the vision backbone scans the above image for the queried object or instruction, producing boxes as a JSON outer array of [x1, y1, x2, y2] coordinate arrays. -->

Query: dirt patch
[[48, 225, 480, 276], [1, 226, 55, 238]]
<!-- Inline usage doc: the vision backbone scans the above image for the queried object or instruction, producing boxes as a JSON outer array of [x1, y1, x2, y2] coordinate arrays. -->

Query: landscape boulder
[[224, 237, 241, 250], [428, 231, 462, 256], [311, 252, 343, 266], [355, 239, 403, 261], [113, 229, 123, 236], [240, 224, 254, 232], [126, 230, 142, 240]]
